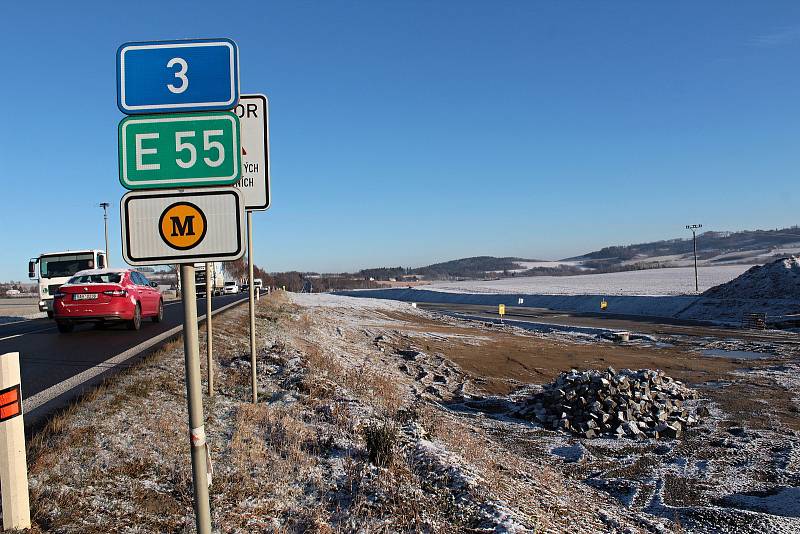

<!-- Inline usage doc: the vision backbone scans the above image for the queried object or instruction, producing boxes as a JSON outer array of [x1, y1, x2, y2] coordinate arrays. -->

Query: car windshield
[[68, 273, 122, 284], [225, 282, 236, 286], [41, 254, 95, 278]]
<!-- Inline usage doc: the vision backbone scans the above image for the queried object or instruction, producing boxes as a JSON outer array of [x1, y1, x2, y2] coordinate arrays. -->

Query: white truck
[[28, 249, 108, 318], [194, 262, 225, 297]]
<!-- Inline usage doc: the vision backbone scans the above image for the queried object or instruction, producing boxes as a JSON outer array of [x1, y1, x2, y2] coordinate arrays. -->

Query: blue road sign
[[117, 38, 239, 114]]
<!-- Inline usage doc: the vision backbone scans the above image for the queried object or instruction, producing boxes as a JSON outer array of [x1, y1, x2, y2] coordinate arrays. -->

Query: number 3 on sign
[[117, 38, 239, 114], [167, 58, 189, 94]]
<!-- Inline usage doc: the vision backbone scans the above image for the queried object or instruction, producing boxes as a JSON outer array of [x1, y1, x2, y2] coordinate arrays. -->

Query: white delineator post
[[0, 352, 31, 531]]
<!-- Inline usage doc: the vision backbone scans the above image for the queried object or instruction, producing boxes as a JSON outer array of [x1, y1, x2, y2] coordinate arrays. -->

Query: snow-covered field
[[488, 260, 588, 274], [515, 260, 583, 269], [427, 265, 753, 296], [291, 292, 413, 311]]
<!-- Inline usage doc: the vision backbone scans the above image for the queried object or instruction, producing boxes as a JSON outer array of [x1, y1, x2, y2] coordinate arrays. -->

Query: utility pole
[[686, 224, 703, 293], [99, 202, 110, 265]]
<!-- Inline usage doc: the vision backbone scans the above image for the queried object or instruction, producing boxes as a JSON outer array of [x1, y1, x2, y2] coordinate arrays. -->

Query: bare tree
[[224, 258, 247, 281]]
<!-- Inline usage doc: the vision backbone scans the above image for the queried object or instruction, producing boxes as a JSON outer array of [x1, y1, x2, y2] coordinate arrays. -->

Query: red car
[[53, 268, 163, 333]]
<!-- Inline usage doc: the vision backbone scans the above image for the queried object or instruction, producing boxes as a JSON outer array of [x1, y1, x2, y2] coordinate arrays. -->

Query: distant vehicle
[[194, 262, 224, 297], [240, 283, 249, 293], [29, 249, 108, 318], [4, 289, 21, 297], [223, 281, 239, 294], [52, 268, 163, 333]]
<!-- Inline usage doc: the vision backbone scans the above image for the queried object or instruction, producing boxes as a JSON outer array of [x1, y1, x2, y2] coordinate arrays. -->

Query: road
[[418, 303, 800, 344], [0, 292, 248, 428]]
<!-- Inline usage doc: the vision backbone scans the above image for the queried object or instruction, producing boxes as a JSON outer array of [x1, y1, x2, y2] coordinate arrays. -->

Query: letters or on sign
[[118, 112, 241, 189], [121, 188, 245, 265], [498, 304, 506, 316], [117, 38, 240, 114], [233, 94, 271, 211], [0, 384, 21, 423]]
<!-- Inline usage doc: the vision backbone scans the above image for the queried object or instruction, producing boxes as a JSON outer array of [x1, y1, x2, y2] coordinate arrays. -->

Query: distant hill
[[359, 257, 536, 281], [352, 227, 800, 282], [568, 227, 800, 270], [412, 256, 534, 279]]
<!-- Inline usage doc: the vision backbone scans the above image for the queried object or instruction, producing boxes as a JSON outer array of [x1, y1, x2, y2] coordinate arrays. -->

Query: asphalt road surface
[[418, 303, 800, 344], [0, 292, 248, 428]]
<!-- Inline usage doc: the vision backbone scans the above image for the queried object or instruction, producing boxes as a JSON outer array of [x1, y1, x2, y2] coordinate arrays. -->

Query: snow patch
[[719, 486, 800, 518], [290, 292, 418, 311]]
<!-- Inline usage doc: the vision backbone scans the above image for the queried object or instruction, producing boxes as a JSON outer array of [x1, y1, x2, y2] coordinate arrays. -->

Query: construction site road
[[418, 302, 800, 344]]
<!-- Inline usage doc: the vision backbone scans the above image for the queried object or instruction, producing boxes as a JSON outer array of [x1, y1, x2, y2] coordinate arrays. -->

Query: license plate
[[73, 293, 98, 300]]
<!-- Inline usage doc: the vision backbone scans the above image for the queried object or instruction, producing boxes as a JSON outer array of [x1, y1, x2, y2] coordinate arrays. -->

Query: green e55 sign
[[119, 111, 241, 189]]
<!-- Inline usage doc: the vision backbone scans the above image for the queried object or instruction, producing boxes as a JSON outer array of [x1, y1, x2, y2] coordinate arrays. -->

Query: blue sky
[[1, 1, 800, 280]]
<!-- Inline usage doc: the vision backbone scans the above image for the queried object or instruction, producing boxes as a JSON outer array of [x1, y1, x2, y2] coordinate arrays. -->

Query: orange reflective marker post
[[0, 352, 31, 530], [0, 386, 21, 420]]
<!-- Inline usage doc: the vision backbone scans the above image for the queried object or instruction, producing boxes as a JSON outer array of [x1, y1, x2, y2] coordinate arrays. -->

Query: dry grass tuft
[[362, 419, 397, 467], [300, 339, 404, 418]]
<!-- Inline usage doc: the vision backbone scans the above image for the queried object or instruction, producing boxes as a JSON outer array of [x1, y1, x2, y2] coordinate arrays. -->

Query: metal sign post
[[116, 37, 248, 534], [232, 93, 270, 404], [247, 212, 257, 403], [179, 266, 212, 533], [205, 262, 214, 396]]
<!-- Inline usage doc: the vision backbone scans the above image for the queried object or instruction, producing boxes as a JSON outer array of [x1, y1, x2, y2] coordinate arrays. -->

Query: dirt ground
[[380, 310, 800, 431], [370, 306, 800, 532]]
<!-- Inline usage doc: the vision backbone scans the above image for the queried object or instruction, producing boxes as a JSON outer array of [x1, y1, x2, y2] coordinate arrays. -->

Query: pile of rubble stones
[[517, 368, 705, 439]]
